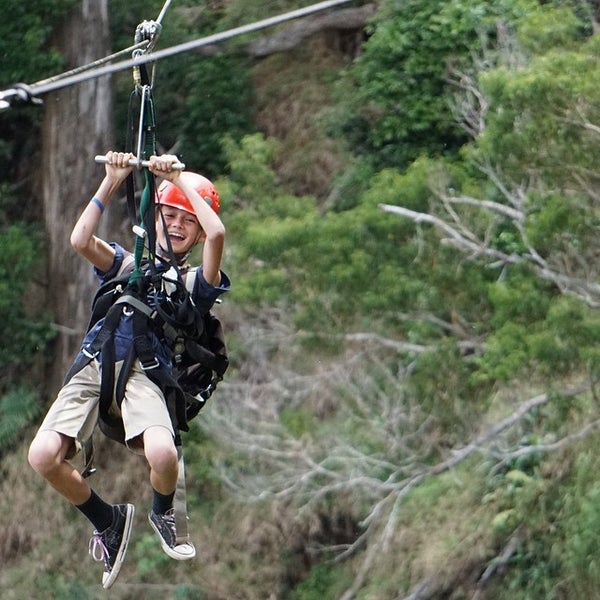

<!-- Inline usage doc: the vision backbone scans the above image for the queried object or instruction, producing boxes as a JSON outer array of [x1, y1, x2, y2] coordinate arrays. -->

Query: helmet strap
[[157, 244, 191, 267]]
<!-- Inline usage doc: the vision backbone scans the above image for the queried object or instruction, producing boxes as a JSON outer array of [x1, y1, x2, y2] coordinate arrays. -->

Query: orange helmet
[[156, 172, 220, 214]]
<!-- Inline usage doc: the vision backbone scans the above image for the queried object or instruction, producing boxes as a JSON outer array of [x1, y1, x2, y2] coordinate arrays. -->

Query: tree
[[0, 0, 76, 183], [41, 0, 115, 393], [331, 0, 541, 171]]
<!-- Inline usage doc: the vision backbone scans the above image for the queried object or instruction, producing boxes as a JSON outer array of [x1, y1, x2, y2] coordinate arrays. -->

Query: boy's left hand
[[148, 155, 181, 182]]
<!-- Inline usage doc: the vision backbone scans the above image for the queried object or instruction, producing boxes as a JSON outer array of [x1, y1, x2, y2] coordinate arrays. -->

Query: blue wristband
[[90, 197, 105, 214]]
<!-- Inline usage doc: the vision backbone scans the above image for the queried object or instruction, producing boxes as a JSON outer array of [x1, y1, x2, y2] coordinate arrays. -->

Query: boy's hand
[[148, 154, 182, 182], [104, 151, 134, 182]]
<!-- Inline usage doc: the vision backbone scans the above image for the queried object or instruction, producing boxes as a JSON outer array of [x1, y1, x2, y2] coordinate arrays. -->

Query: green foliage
[[180, 425, 225, 520], [475, 286, 600, 383], [226, 138, 495, 342], [487, 447, 600, 600], [0, 188, 53, 444], [524, 192, 593, 257], [0, 1, 75, 180], [179, 55, 255, 177], [332, 0, 536, 170], [45, 578, 92, 600], [0, 223, 54, 375], [280, 406, 316, 439], [173, 585, 208, 600], [561, 452, 600, 597], [133, 532, 173, 578], [0, 0, 75, 84], [475, 37, 600, 184], [223, 132, 280, 205], [196, 4, 600, 594], [496, 535, 562, 599], [0, 387, 42, 452], [405, 341, 499, 449], [327, 160, 377, 212], [518, 3, 593, 54], [487, 275, 551, 328], [290, 562, 352, 600]]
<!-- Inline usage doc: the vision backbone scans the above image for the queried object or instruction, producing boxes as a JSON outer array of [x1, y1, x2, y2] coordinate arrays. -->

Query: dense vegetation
[[3, 0, 600, 598]]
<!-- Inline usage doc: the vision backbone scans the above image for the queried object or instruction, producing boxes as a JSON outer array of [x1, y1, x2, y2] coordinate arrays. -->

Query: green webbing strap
[[130, 84, 157, 284]]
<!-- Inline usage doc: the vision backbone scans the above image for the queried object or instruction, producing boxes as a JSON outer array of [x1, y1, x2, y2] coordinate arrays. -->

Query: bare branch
[[379, 203, 600, 307], [378, 202, 519, 262], [441, 194, 524, 222]]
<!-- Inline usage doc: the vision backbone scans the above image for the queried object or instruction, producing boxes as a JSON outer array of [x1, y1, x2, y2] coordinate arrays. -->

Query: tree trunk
[[41, 0, 115, 395]]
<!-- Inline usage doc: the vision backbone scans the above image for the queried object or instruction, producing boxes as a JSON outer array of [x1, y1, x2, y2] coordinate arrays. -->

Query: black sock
[[76, 489, 114, 532], [152, 488, 175, 515]]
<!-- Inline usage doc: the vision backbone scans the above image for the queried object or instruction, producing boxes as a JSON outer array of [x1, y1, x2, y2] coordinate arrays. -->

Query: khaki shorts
[[37, 358, 174, 457]]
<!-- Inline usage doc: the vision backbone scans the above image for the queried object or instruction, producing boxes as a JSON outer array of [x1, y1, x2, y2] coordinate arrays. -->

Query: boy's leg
[[28, 428, 134, 589], [121, 364, 195, 560], [28, 430, 93, 504], [143, 425, 195, 560]]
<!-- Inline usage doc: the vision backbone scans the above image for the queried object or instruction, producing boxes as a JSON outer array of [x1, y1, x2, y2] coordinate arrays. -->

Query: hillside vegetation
[[3, 1, 600, 598]]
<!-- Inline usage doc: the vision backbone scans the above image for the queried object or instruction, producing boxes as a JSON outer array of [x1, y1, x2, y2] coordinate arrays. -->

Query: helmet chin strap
[[157, 244, 191, 267]]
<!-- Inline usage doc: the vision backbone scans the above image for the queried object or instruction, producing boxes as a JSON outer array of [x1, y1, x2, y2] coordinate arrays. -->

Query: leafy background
[[3, 0, 600, 598]]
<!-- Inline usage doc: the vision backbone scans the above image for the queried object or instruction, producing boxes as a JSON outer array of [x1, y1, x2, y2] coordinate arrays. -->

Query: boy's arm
[[70, 151, 134, 272], [177, 174, 225, 287], [149, 155, 225, 287]]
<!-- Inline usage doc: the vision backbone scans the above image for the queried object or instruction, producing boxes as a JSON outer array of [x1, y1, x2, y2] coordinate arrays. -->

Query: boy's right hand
[[104, 151, 134, 182]]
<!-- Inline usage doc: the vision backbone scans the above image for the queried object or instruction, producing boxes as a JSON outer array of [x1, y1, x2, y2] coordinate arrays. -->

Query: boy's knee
[[28, 437, 50, 474], [144, 429, 178, 472], [148, 443, 178, 470], [28, 431, 62, 475]]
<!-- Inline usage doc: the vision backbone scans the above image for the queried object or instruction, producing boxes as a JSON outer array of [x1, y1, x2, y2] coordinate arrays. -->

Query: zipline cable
[[0, 0, 354, 109], [155, 0, 174, 26], [30, 41, 150, 91]]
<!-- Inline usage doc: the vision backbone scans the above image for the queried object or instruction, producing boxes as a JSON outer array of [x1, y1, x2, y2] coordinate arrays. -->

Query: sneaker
[[88, 503, 135, 589], [148, 509, 196, 560]]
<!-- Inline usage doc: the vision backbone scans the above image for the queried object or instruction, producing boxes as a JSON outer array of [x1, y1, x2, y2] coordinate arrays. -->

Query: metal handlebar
[[94, 155, 185, 170]]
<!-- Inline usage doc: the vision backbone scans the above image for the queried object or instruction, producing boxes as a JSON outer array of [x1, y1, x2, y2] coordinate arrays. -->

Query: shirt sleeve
[[191, 267, 231, 314], [93, 242, 128, 283]]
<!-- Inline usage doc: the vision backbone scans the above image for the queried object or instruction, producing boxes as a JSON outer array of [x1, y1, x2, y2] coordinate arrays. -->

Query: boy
[[28, 151, 229, 588]]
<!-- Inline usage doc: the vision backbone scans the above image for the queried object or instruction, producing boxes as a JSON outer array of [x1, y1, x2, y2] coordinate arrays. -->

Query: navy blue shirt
[[79, 243, 230, 368]]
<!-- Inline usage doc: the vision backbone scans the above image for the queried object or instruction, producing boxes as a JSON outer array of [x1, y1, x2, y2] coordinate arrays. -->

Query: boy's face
[[157, 206, 204, 254]]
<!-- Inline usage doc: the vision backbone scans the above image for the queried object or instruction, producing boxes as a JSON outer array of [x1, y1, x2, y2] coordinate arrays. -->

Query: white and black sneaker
[[88, 503, 135, 589], [148, 509, 196, 560]]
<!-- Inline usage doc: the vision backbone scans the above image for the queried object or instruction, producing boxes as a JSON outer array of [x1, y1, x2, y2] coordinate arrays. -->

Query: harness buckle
[[132, 225, 147, 238], [140, 357, 160, 371], [82, 346, 99, 359]]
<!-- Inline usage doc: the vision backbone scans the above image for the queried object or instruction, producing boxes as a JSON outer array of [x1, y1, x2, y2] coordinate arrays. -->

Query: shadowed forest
[[3, 1, 600, 598]]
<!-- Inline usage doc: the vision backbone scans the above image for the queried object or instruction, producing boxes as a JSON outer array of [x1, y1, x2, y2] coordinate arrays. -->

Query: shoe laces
[[154, 508, 177, 541], [89, 531, 110, 564], [161, 509, 176, 531]]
